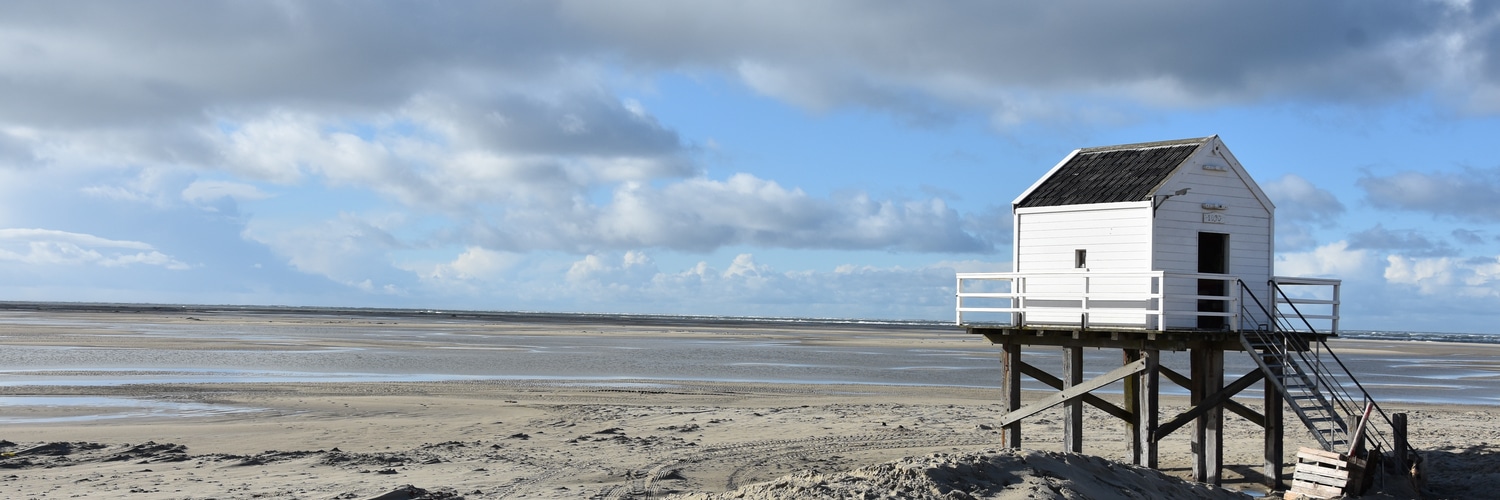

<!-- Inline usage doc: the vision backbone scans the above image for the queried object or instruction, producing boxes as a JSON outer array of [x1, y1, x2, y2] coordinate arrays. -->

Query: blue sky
[[3, 1, 1500, 333]]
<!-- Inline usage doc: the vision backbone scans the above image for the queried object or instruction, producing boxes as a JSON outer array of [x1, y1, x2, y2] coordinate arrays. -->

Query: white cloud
[[1385, 254, 1500, 296], [591, 174, 990, 252], [181, 179, 271, 206], [1265, 174, 1346, 225], [427, 247, 524, 282], [78, 167, 195, 208], [542, 251, 966, 319], [723, 253, 769, 278], [1265, 174, 1348, 251], [397, 249, 979, 320], [214, 107, 995, 253], [243, 214, 409, 291], [0, 228, 190, 270], [1275, 241, 1374, 278], [565, 250, 659, 288]]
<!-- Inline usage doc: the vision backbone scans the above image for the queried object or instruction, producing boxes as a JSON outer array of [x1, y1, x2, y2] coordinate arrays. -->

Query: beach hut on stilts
[[955, 136, 1418, 496]]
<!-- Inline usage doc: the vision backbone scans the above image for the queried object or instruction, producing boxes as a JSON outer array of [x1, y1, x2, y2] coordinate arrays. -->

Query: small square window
[[1075, 249, 1087, 269]]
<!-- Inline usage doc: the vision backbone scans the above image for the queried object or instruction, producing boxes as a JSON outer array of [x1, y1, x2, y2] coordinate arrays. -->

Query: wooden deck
[[966, 325, 1332, 352]]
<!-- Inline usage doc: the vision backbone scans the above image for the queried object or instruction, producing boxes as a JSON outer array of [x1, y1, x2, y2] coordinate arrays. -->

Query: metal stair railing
[[1237, 281, 1351, 453], [1268, 281, 1406, 460]]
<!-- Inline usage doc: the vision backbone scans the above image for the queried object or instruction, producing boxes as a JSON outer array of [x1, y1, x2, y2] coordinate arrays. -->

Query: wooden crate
[[1290, 447, 1348, 499]]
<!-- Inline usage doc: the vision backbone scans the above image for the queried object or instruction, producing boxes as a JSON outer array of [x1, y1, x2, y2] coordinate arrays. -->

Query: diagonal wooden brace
[[1160, 364, 1265, 423], [1018, 361, 1133, 422], [1153, 369, 1265, 441], [998, 358, 1147, 427], [1161, 365, 1192, 390]]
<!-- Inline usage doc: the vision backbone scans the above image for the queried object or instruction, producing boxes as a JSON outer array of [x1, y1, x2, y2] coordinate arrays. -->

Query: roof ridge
[[1076, 136, 1211, 153]]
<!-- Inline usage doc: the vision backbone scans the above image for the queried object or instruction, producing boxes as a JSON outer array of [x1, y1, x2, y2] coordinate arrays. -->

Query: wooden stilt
[[1138, 348, 1159, 468], [1063, 345, 1084, 453], [1001, 342, 1021, 448], [1191, 347, 1226, 485], [1123, 349, 1141, 465], [1392, 413, 1408, 475], [1192, 348, 1207, 482], [1206, 348, 1224, 485], [1265, 355, 1285, 488]]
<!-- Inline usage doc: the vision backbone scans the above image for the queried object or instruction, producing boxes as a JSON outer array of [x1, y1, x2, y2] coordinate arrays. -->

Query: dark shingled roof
[[1016, 137, 1209, 208]]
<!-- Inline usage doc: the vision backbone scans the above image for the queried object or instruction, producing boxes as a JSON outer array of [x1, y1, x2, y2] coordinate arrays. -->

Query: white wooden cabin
[[957, 137, 1373, 490], [958, 136, 1337, 332]]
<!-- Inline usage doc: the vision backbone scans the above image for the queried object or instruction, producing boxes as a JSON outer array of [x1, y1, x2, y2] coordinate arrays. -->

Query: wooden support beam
[[1192, 348, 1225, 486], [1161, 365, 1192, 391], [1225, 399, 1264, 428], [997, 358, 1147, 427], [1123, 349, 1141, 466], [1018, 361, 1132, 422], [1392, 413, 1408, 475], [1064, 346, 1084, 453], [1000, 342, 1021, 448], [1153, 370, 1265, 441], [977, 329, 1243, 351], [1138, 349, 1159, 468], [1162, 362, 1265, 468], [1265, 357, 1285, 489], [1191, 349, 1207, 483]]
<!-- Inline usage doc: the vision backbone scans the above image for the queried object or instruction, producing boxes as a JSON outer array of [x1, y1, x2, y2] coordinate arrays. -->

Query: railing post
[[1331, 281, 1341, 335], [1231, 278, 1240, 332], [1016, 276, 1026, 327], [1269, 279, 1280, 330], [955, 276, 963, 325]]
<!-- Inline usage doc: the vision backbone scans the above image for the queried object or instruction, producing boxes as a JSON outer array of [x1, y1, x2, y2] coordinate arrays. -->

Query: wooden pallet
[[1290, 447, 1348, 499]]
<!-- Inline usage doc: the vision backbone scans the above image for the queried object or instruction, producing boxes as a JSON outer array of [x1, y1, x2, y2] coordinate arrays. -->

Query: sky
[[2, 1, 1500, 333]]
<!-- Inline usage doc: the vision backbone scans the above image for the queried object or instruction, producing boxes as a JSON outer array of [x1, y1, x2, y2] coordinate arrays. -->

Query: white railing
[[1271, 276, 1341, 335], [955, 271, 1242, 331]]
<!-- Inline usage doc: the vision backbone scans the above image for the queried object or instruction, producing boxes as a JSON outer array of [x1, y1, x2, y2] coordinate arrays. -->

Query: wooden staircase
[[1236, 280, 1423, 497], [1240, 327, 1349, 452], [1235, 280, 1389, 457]]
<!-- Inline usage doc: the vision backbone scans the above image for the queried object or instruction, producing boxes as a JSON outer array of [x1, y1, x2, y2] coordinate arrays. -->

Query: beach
[[2, 305, 1498, 498]]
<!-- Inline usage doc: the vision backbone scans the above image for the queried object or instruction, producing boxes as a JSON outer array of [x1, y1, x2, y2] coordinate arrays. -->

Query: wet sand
[[2, 306, 1497, 498]]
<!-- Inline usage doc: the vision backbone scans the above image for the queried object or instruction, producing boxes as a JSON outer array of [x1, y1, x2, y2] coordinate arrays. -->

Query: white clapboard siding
[[1015, 203, 1152, 273], [1152, 140, 1273, 329], [1014, 203, 1153, 328]]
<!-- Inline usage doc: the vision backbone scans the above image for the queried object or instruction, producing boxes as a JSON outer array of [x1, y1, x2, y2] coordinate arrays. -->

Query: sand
[[2, 308, 1497, 499]]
